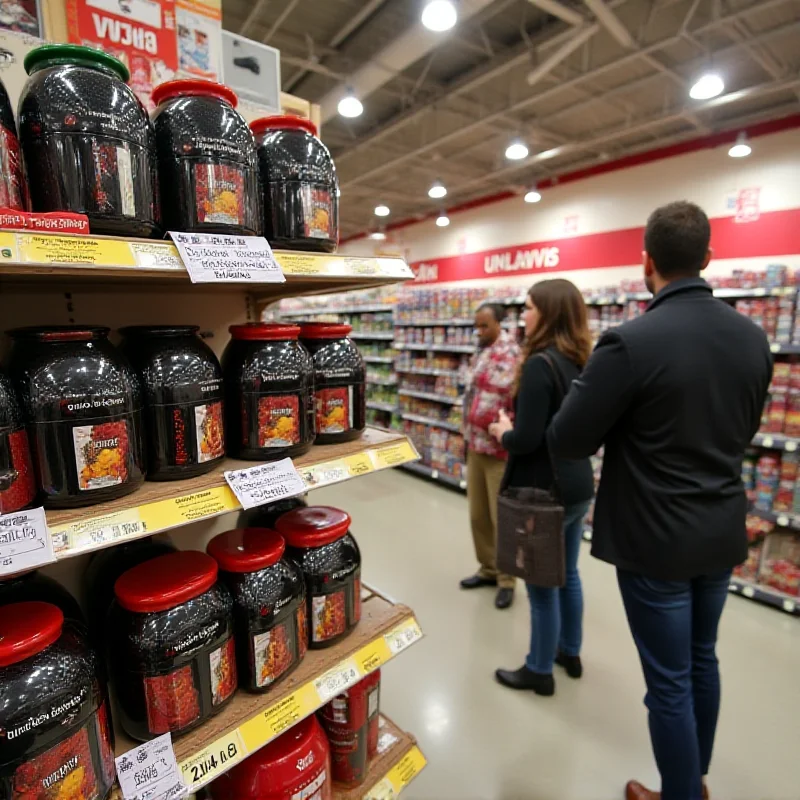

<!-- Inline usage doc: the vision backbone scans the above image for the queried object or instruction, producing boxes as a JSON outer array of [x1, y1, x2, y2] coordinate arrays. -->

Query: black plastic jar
[[7, 327, 145, 509], [110, 551, 237, 741], [0, 77, 27, 211], [19, 44, 158, 237], [0, 370, 36, 514], [237, 495, 307, 530], [300, 324, 366, 444], [276, 506, 361, 649], [152, 79, 259, 235], [0, 602, 116, 800], [250, 115, 339, 252], [120, 326, 225, 481], [0, 571, 83, 623], [222, 324, 315, 461], [207, 528, 306, 693]]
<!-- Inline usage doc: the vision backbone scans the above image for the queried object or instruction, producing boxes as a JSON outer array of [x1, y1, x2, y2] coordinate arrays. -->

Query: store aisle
[[313, 469, 800, 800]]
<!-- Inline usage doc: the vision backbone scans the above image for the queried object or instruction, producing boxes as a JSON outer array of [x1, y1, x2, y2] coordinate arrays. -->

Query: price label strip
[[180, 730, 245, 792], [224, 458, 307, 510], [313, 658, 361, 704], [116, 733, 187, 800], [365, 746, 428, 800], [0, 507, 55, 577], [383, 618, 423, 656]]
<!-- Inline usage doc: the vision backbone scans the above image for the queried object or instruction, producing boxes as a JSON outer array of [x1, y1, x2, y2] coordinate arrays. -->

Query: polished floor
[[313, 469, 800, 800]]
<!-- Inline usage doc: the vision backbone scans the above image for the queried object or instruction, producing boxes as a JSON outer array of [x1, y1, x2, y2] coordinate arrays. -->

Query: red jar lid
[[207, 528, 286, 573], [275, 506, 351, 548], [299, 323, 353, 339], [115, 551, 218, 613], [229, 323, 301, 341], [0, 602, 63, 667], [153, 79, 238, 108], [250, 115, 318, 138]]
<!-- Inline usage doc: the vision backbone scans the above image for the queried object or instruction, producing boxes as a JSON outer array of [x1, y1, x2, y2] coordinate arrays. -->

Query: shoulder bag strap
[[539, 351, 569, 502]]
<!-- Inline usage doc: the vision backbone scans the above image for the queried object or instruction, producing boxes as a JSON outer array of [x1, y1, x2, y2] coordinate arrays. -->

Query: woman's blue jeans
[[525, 500, 591, 674]]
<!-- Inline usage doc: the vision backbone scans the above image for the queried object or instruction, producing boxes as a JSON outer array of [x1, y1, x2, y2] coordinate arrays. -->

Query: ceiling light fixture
[[337, 89, 363, 118], [689, 72, 724, 100], [421, 0, 457, 32], [524, 185, 542, 203], [728, 132, 751, 158], [370, 231, 387, 240], [374, 204, 390, 216], [505, 138, 529, 161], [428, 180, 447, 199], [435, 212, 450, 227]]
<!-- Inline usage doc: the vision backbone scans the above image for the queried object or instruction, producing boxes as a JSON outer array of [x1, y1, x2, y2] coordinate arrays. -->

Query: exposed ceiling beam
[[239, 0, 269, 37], [263, 0, 300, 43], [526, 0, 585, 26], [583, 0, 636, 47], [527, 24, 598, 86]]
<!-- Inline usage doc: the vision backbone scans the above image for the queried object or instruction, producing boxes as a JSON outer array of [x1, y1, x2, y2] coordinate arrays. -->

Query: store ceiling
[[223, 0, 800, 239]]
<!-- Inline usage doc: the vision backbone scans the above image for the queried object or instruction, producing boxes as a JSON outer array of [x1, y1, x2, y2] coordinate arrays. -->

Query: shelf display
[[223, 324, 315, 461], [0, 77, 27, 212], [300, 324, 366, 444], [8, 326, 146, 509], [251, 115, 339, 253], [110, 550, 237, 741], [0, 602, 116, 800], [20, 45, 158, 238], [276, 506, 362, 649], [207, 528, 307, 693], [0, 369, 36, 514], [120, 326, 226, 481], [152, 79, 260, 236]]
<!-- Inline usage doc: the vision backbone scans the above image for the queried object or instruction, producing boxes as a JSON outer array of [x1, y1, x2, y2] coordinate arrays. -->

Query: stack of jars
[[6, 44, 340, 251]]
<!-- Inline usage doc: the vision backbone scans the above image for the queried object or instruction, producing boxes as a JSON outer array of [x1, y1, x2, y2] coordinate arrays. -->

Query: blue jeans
[[525, 500, 590, 674], [617, 569, 732, 800]]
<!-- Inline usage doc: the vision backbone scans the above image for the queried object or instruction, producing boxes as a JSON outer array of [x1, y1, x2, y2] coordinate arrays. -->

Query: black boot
[[460, 574, 497, 589], [555, 651, 583, 679], [494, 587, 514, 609], [495, 665, 554, 695]]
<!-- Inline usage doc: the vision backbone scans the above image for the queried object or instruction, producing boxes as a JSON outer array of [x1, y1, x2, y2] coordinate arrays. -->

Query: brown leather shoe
[[625, 781, 659, 800]]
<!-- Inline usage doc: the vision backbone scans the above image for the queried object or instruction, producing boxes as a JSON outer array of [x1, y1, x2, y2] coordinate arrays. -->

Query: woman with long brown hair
[[488, 278, 595, 696]]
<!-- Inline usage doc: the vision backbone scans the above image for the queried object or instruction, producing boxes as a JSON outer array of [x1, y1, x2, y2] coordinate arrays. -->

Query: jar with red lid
[[300, 324, 366, 444], [0, 602, 116, 799], [222, 324, 315, 461], [0, 570, 83, 624], [207, 528, 306, 693], [109, 551, 237, 741], [0, 369, 36, 514], [209, 714, 331, 800], [275, 506, 361, 649], [152, 79, 260, 235], [251, 115, 339, 252]]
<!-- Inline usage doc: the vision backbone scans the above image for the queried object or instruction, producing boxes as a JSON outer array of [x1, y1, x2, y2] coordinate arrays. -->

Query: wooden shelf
[[110, 593, 423, 795], [49, 427, 419, 562]]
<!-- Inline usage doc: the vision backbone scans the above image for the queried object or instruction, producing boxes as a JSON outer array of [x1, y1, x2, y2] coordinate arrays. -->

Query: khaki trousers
[[467, 450, 515, 589]]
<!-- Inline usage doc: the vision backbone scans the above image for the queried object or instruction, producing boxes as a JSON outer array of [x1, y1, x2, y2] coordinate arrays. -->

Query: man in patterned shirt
[[460, 302, 520, 609]]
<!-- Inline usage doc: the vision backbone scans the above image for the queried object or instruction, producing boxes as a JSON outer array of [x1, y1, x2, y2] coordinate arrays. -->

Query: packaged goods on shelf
[[0, 78, 27, 211], [367, 366, 397, 384], [735, 539, 764, 582], [0, 369, 36, 514], [279, 285, 398, 314], [367, 384, 398, 406], [343, 312, 394, 334], [402, 421, 465, 480], [760, 532, 800, 596], [399, 396, 463, 428], [395, 286, 490, 324], [735, 297, 794, 343], [395, 351, 470, 379], [0, 569, 83, 623], [360, 343, 399, 360], [399, 373, 461, 399], [394, 325, 475, 347]]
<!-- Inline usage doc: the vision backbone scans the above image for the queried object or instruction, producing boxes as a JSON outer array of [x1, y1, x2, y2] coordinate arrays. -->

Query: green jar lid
[[24, 44, 130, 82]]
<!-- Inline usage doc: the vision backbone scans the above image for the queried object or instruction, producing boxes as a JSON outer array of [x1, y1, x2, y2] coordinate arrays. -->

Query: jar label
[[253, 622, 295, 688], [194, 163, 246, 226], [0, 127, 27, 211], [117, 145, 136, 217], [297, 603, 308, 659], [195, 401, 225, 463], [301, 186, 334, 240], [72, 420, 132, 491], [290, 767, 328, 800], [354, 577, 362, 625], [311, 591, 346, 643], [256, 395, 300, 448], [315, 388, 352, 435], [144, 666, 201, 735], [209, 637, 237, 706], [0, 428, 36, 514], [90, 141, 137, 217]]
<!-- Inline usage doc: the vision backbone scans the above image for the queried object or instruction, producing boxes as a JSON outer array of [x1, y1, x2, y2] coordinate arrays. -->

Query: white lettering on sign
[[0, 508, 55, 577], [92, 14, 159, 53], [484, 247, 560, 274], [224, 458, 306, 510], [116, 733, 187, 800], [413, 262, 439, 282]]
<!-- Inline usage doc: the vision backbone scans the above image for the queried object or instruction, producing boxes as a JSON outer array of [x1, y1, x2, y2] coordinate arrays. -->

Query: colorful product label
[[0, 428, 36, 514], [300, 186, 334, 240], [290, 768, 329, 800], [311, 591, 346, 643], [354, 577, 362, 625], [73, 421, 131, 491], [253, 623, 294, 688], [194, 163, 245, 226], [0, 127, 27, 211], [209, 637, 237, 706], [257, 395, 300, 448], [89, 141, 137, 217], [297, 603, 308, 659], [194, 401, 225, 463], [144, 665, 201, 735], [315, 388, 352, 435]]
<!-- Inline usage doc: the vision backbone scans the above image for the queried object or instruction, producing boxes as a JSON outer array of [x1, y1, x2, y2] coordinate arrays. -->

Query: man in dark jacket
[[549, 201, 772, 800]]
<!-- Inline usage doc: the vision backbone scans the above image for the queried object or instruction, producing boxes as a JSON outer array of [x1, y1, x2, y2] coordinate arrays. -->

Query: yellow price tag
[[0, 232, 18, 261], [273, 253, 327, 275], [129, 241, 184, 270], [239, 685, 317, 752], [355, 638, 392, 675], [344, 453, 373, 477], [386, 746, 427, 792], [370, 441, 418, 470], [180, 729, 245, 791], [138, 486, 239, 532], [50, 508, 146, 555], [384, 618, 423, 656], [17, 233, 137, 266]]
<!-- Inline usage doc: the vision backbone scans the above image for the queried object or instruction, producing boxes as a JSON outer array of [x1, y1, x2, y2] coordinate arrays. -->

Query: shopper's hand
[[488, 409, 512, 441]]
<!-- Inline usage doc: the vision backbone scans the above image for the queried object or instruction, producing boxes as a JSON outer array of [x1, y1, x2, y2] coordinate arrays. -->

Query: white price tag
[[116, 733, 187, 800], [170, 232, 285, 284], [366, 777, 396, 800], [786, 441, 798, 452], [770, 342, 781, 353], [761, 436, 774, 448], [0, 507, 55, 576], [384, 620, 423, 656], [782, 599, 796, 613], [777, 515, 789, 527], [742, 585, 755, 598], [224, 458, 306, 510], [314, 658, 360, 704]]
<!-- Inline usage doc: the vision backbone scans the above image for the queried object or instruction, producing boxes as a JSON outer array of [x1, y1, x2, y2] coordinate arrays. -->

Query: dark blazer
[[549, 277, 773, 581], [501, 347, 595, 508]]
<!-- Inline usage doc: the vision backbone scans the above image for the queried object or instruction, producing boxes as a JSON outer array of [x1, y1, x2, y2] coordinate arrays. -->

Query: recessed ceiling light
[[505, 139, 529, 160], [374, 204, 390, 216], [524, 187, 542, 203], [428, 181, 447, 199], [436, 213, 450, 227], [337, 91, 363, 118], [421, 0, 457, 32], [370, 231, 387, 240], [690, 72, 724, 100], [728, 132, 751, 158]]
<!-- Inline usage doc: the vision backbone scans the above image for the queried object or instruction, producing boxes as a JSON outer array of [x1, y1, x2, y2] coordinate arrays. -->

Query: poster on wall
[[0, 0, 40, 37], [0, 28, 43, 110], [66, 0, 178, 110], [176, 0, 221, 81]]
